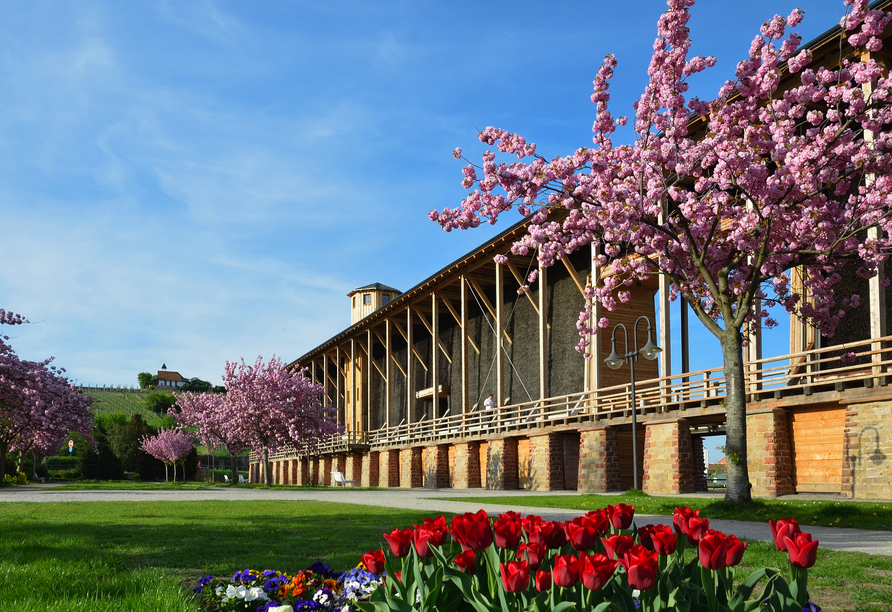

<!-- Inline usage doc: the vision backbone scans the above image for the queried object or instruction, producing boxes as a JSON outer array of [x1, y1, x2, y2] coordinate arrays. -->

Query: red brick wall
[[642, 420, 696, 494], [361, 451, 380, 487], [379, 450, 401, 488], [452, 442, 481, 488], [322, 456, 333, 486], [692, 437, 707, 492], [529, 433, 565, 491], [345, 453, 362, 484], [423, 445, 451, 488], [400, 448, 423, 488], [486, 438, 518, 490], [578, 426, 622, 492], [746, 408, 795, 497]]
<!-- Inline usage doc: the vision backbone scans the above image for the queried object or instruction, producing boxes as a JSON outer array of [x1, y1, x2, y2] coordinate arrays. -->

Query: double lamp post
[[604, 315, 662, 490]]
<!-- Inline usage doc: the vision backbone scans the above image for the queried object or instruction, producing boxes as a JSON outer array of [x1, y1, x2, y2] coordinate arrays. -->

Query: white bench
[[239, 475, 248, 484], [331, 471, 355, 487], [32, 472, 45, 484]]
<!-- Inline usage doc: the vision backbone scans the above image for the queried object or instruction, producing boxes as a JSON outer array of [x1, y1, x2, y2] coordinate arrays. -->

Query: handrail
[[259, 334, 892, 460]]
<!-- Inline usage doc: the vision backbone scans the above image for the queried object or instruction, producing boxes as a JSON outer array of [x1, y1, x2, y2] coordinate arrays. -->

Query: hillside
[[79, 386, 166, 426]]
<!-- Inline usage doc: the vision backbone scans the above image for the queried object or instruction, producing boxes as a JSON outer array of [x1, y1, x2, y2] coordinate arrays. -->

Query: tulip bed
[[196, 504, 822, 612]]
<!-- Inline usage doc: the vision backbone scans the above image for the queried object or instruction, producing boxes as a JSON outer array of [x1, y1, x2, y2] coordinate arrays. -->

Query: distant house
[[157, 364, 188, 389]]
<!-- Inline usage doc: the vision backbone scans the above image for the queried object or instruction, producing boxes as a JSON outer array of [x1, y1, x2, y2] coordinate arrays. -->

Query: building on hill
[[157, 364, 188, 389], [250, 4, 892, 499]]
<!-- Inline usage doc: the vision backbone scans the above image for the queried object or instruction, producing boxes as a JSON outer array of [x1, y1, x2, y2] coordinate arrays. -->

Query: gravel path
[[0, 484, 877, 555]]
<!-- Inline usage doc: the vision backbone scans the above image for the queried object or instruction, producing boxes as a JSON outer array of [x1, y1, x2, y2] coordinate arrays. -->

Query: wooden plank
[[791, 407, 844, 493], [560, 255, 588, 296]]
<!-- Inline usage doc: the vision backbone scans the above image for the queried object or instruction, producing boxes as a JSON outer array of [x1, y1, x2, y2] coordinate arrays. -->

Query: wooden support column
[[385, 319, 392, 429], [496, 262, 504, 410], [366, 330, 373, 431], [461, 276, 470, 429], [658, 275, 672, 407], [323, 354, 331, 411], [432, 292, 439, 419], [590, 244, 602, 393], [350, 338, 357, 433], [681, 298, 690, 380], [539, 260, 549, 401], [407, 308, 414, 426], [747, 300, 763, 394], [336, 346, 342, 426]]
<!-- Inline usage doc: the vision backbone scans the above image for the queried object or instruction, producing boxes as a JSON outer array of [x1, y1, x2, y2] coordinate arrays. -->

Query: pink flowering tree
[[221, 355, 339, 486], [174, 390, 247, 484], [0, 309, 95, 479], [431, 0, 892, 502], [140, 428, 194, 481]]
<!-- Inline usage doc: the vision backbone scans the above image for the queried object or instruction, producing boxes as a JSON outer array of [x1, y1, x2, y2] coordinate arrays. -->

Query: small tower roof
[[347, 282, 401, 297]]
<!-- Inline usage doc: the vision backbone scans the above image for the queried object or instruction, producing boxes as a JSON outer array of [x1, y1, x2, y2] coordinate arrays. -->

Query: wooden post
[[539, 260, 549, 401], [336, 346, 342, 426], [407, 307, 414, 426], [351, 338, 357, 434], [591, 244, 602, 395], [681, 298, 690, 382], [367, 329, 373, 432], [461, 276, 470, 434], [658, 275, 672, 408], [432, 292, 439, 420], [747, 300, 763, 394], [385, 319, 392, 430], [323, 354, 331, 411], [496, 262, 505, 410]]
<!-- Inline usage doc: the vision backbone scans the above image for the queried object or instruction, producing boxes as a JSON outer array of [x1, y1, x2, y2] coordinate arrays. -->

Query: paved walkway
[[0, 484, 879, 555]]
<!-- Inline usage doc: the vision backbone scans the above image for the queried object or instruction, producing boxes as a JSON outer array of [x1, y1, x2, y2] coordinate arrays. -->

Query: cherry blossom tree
[[221, 355, 339, 486], [431, 0, 892, 502], [0, 310, 94, 479], [140, 428, 194, 481], [174, 390, 247, 484]]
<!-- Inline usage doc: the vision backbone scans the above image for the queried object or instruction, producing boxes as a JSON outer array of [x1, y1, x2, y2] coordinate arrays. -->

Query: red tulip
[[516, 542, 546, 572], [383, 528, 413, 557], [673, 507, 705, 543], [535, 570, 552, 592], [500, 560, 530, 593], [584, 509, 610, 535], [579, 552, 617, 591], [698, 530, 729, 570], [785, 532, 819, 569], [522, 514, 543, 536], [564, 516, 599, 551], [552, 554, 580, 588], [528, 520, 567, 549], [454, 550, 476, 574], [413, 526, 447, 558], [493, 515, 522, 549], [607, 503, 635, 529], [686, 517, 710, 544], [769, 518, 801, 552], [601, 534, 636, 560], [450, 510, 493, 551], [622, 546, 659, 591], [361, 549, 386, 574], [724, 534, 747, 567], [500, 511, 523, 523], [649, 524, 677, 556]]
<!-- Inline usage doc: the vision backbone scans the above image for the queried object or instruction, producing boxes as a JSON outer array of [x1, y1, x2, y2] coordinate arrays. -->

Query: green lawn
[[1, 499, 890, 611], [439, 490, 892, 531]]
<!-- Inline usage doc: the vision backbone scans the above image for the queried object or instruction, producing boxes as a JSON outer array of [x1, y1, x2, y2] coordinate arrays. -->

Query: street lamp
[[604, 315, 662, 490]]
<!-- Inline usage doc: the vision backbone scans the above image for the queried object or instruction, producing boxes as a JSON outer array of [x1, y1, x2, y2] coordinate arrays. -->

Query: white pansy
[[245, 586, 267, 601]]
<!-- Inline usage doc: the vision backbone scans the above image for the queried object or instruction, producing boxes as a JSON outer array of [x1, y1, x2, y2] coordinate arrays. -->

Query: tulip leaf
[[550, 601, 577, 612]]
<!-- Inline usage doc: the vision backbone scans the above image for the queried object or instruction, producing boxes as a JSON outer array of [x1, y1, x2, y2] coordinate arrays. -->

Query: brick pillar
[[309, 458, 320, 486], [692, 437, 708, 492], [379, 450, 401, 488], [345, 453, 362, 484], [298, 458, 309, 486], [485, 438, 518, 490], [578, 426, 622, 492], [843, 400, 892, 499], [322, 456, 333, 486], [642, 419, 696, 495], [336, 454, 347, 475], [400, 447, 423, 488], [362, 451, 380, 487], [452, 442, 481, 488], [528, 433, 564, 491], [423, 445, 451, 488], [746, 408, 795, 498], [273, 461, 280, 484], [249, 463, 257, 483]]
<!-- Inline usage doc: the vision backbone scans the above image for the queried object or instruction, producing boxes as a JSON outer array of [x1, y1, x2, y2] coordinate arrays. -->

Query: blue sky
[[2, 0, 851, 393]]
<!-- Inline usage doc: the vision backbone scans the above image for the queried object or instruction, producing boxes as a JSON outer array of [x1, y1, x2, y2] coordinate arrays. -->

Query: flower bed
[[194, 505, 820, 612]]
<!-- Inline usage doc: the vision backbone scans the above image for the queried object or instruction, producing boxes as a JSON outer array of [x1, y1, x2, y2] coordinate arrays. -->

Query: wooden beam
[[496, 262, 504, 410], [407, 308, 414, 426], [468, 277, 513, 344], [441, 294, 480, 354], [590, 244, 602, 391], [350, 339, 357, 433], [505, 259, 540, 315], [366, 330, 374, 430], [538, 260, 548, 401], [415, 308, 454, 363], [392, 318, 429, 371], [561, 256, 588, 296], [360, 336, 387, 381], [461, 275, 470, 423], [385, 320, 392, 428], [375, 330, 406, 378], [432, 292, 439, 420]]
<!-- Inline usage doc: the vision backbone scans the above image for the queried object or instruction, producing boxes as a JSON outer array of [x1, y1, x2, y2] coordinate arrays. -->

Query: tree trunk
[[16, 452, 24, 474], [164, 463, 168, 482], [227, 449, 237, 484], [721, 330, 753, 503], [263, 448, 271, 486]]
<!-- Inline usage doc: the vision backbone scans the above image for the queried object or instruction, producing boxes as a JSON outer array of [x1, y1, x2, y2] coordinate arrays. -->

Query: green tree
[[144, 391, 177, 415], [137, 372, 158, 389], [181, 377, 212, 393], [76, 413, 126, 480]]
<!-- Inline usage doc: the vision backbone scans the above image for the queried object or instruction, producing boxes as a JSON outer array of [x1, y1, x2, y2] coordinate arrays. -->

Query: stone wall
[[379, 450, 400, 488], [578, 426, 622, 492], [486, 438, 518, 490], [528, 433, 565, 491], [642, 420, 696, 494], [746, 408, 795, 497], [400, 447, 423, 488], [422, 445, 450, 488], [844, 399, 892, 499], [361, 451, 380, 487], [452, 442, 481, 488]]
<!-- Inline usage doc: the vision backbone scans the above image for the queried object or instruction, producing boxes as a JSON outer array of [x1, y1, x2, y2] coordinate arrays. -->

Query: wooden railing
[[265, 334, 891, 459]]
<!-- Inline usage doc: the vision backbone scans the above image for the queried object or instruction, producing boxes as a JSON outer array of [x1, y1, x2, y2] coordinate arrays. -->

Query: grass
[[1, 497, 890, 610], [47, 481, 382, 491], [0, 501, 437, 612], [438, 489, 892, 531]]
